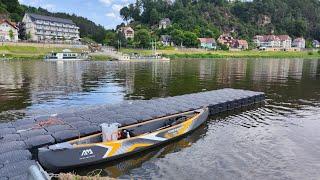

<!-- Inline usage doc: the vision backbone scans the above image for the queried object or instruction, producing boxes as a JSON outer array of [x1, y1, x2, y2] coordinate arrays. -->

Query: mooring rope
[[17, 116, 66, 133]]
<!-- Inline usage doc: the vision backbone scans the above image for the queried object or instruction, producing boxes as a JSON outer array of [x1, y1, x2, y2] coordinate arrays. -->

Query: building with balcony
[[0, 19, 18, 42], [253, 35, 292, 49], [22, 13, 80, 42]]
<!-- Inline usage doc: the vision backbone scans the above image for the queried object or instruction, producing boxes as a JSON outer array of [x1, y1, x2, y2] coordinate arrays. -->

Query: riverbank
[[89, 53, 114, 61], [120, 48, 320, 59], [0, 45, 87, 60]]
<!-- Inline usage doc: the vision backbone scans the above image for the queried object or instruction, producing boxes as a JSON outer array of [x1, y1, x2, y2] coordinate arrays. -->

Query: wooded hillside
[[120, 0, 320, 41]]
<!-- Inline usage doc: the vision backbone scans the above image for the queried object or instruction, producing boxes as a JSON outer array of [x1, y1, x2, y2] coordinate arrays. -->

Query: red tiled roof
[[0, 19, 18, 29], [198, 38, 216, 44], [237, 39, 248, 46], [278, 35, 291, 41]]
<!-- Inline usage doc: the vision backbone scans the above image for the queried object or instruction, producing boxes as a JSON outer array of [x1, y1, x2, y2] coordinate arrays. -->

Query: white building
[[159, 18, 171, 29], [253, 35, 280, 48], [292, 38, 306, 49], [22, 13, 80, 42], [119, 26, 134, 39], [278, 35, 292, 49], [254, 35, 291, 49], [0, 19, 18, 42]]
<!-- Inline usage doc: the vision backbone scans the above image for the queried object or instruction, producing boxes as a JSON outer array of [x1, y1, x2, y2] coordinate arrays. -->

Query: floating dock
[[0, 88, 265, 179]]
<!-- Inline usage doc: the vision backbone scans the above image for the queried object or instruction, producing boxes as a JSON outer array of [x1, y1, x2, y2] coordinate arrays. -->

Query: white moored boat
[[45, 49, 88, 61]]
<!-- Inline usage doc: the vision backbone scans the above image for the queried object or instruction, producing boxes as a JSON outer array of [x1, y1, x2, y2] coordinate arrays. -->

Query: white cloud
[[42, 4, 56, 11], [111, 4, 123, 12], [105, 12, 121, 20], [105, 12, 116, 18], [99, 0, 113, 6]]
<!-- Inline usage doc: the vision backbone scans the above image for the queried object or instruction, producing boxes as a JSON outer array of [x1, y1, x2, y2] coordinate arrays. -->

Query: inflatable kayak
[[38, 108, 209, 171]]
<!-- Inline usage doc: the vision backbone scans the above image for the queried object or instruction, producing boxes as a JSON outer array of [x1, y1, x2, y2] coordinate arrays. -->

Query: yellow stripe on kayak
[[127, 143, 153, 152]]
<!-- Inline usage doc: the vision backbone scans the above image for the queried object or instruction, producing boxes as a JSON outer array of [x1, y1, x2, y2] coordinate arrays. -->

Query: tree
[[26, 31, 32, 40], [120, 6, 130, 22], [183, 31, 199, 47], [121, 0, 320, 42], [117, 31, 127, 49], [18, 22, 26, 40], [134, 29, 151, 48], [171, 29, 184, 46], [8, 29, 14, 41], [149, 8, 160, 25], [103, 31, 117, 46], [129, 3, 140, 21]]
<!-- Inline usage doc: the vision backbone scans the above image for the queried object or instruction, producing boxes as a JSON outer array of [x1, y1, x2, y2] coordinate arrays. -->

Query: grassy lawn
[[120, 48, 320, 59], [0, 45, 86, 60]]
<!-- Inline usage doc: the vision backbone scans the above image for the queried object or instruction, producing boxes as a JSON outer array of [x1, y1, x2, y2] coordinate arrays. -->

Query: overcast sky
[[18, 0, 134, 29]]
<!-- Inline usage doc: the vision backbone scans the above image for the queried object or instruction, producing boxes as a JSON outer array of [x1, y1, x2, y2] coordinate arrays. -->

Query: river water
[[0, 59, 319, 179]]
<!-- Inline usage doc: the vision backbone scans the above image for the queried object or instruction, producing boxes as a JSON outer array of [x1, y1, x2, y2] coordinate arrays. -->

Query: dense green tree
[[171, 29, 185, 47], [103, 31, 117, 46], [183, 31, 199, 47], [120, 0, 320, 43], [134, 29, 151, 48], [120, 7, 130, 22], [149, 9, 160, 25]]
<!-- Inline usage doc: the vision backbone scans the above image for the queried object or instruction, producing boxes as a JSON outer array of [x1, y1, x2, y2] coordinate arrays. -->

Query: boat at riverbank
[[44, 49, 88, 61], [38, 108, 209, 171], [129, 54, 170, 61]]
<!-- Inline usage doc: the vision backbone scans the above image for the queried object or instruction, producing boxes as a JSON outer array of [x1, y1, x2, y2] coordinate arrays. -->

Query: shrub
[[308, 52, 313, 55]]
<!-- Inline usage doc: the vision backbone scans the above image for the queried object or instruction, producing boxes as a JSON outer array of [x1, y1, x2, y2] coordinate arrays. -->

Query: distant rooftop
[[0, 19, 18, 29], [26, 13, 76, 25], [198, 38, 216, 44]]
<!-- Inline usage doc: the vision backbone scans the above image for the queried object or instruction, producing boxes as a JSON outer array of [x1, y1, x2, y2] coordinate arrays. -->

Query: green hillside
[[114, 0, 320, 48]]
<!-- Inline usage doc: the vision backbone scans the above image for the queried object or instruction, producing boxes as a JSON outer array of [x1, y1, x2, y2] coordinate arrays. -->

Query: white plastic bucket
[[100, 123, 119, 142]]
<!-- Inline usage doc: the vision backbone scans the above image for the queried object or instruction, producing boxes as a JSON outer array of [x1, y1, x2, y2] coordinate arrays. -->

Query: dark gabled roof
[[26, 13, 75, 25]]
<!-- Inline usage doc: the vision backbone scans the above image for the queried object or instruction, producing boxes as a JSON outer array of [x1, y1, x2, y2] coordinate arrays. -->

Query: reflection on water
[[0, 59, 320, 179]]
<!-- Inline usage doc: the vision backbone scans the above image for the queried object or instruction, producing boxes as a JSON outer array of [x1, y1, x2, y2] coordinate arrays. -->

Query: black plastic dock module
[[0, 88, 265, 178]]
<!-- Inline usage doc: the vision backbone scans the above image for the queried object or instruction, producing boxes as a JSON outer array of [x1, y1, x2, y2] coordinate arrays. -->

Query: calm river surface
[[0, 59, 319, 179]]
